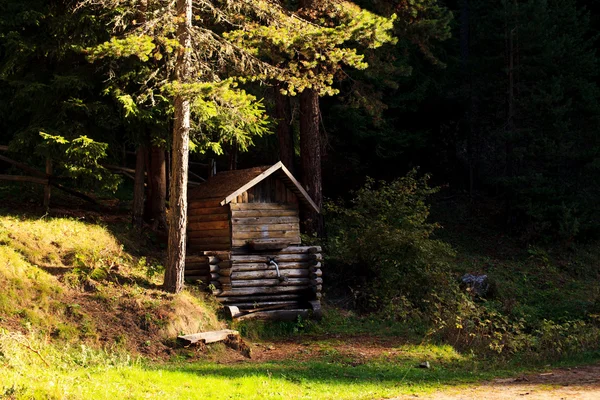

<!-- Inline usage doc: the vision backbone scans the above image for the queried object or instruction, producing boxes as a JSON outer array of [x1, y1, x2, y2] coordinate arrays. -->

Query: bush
[[325, 170, 455, 314]]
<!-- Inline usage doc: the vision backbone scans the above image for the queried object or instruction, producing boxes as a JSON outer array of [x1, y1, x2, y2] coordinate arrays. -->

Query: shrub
[[325, 170, 455, 315]]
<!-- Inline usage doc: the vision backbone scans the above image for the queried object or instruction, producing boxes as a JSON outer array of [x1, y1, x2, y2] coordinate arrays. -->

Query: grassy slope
[[0, 214, 223, 356]]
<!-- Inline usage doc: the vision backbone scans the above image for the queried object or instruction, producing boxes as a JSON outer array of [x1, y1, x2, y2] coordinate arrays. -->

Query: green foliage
[[325, 170, 455, 313], [163, 80, 270, 154], [39, 133, 122, 192], [227, 1, 397, 96]]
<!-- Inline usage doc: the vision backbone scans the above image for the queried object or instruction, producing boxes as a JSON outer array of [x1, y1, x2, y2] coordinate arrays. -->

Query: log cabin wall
[[187, 199, 231, 252], [229, 176, 301, 248], [208, 247, 323, 308]]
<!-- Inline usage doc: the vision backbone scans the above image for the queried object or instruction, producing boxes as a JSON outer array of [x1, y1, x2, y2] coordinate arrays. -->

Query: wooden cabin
[[184, 162, 323, 320]]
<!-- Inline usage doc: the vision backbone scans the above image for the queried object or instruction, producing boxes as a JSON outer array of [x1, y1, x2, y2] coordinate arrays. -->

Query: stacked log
[[186, 246, 323, 319], [184, 255, 210, 283], [211, 246, 322, 306], [205, 251, 232, 290]]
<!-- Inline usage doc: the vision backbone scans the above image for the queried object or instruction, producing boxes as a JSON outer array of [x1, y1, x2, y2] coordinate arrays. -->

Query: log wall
[[194, 246, 322, 310], [187, 199, 231, 252]]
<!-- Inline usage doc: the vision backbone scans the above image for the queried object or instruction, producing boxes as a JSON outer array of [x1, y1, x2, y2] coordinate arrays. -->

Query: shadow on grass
[[158, 357, 489, 387]]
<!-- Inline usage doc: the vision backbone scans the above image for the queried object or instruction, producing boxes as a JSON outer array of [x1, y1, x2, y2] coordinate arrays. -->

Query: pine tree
[[227, 0, 397, 234]]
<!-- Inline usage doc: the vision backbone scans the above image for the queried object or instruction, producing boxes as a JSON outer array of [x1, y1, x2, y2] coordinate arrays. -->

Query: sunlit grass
[[0, 215, 222, 346], [0, 337, 504, 400]]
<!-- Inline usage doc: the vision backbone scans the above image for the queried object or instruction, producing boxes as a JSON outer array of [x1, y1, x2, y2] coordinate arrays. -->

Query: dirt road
[[394, 364, 600, 400]]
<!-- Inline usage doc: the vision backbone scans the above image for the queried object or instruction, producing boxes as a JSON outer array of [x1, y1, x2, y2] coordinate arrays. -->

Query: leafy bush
[[325, 170, 455, 314]]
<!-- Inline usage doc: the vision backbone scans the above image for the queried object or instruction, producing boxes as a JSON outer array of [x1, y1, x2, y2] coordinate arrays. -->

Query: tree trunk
[[275, 85, 294, 172], [132, 145, 146, 229], [298, 0, 323, 236], [299, 89, 323, 236], [229, 139, 238, 171], [164, 0, 192, 294], [146, 145, 167, 230]]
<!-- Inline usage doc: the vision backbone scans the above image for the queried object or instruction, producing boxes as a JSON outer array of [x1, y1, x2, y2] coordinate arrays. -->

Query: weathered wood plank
[[231, 230, 300, 240], [231, 269, 309, 280], [231, 245, 321, 254], [217, 294, 303, 303], [232, 301, 301, 309], [188, 237, 231, 246], [188, 207, 228, 216], [231, 254, 319, 263], [204, 252, 231, 261], [233, 240, 299, 248], [230, 203, 298, 211], [234, 223, 299, 232], [188, 243, 231, 251], [231, 209, 298, 218], [232, 278, 310, 288], [185, 255, 209, 264], [177, 329, 239, 345], [231, 261, 318, 272], [187, 229, 230, 239], [188, 220, 230, 230], [188, 199, 222, 209], [231, 216, 299, 225], [188, 214, 229, 223], [214, 286, 310, 297], [184, 274, 209, 282], [185, 264, 210, 271]]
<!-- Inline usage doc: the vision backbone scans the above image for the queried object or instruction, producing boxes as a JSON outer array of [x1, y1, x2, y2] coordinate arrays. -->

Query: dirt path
[[214, 336, 600, 399], [394, 364, 600, 400]]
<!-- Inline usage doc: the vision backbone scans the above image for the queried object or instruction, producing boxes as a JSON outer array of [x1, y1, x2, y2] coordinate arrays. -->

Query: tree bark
[[146, 145, 167, 230], [164, 0, 192, 294], [298, 0, 323, 236], [299, 89, 323, 236], [275, 85, 294, 172], [132, 145, 146, 229]]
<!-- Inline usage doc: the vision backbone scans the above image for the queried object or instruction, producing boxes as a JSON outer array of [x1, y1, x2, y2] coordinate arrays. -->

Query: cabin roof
[[189, 162, 320, 213]]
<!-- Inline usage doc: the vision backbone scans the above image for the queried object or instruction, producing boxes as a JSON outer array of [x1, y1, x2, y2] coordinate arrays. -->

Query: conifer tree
[[227, 0, 397, 234]]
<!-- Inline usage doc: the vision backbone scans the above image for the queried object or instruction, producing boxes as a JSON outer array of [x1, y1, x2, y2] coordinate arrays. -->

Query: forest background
[[2, 0, 600, 368]]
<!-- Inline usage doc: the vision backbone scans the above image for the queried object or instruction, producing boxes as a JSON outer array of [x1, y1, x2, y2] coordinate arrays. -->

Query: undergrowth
[[322, 173, 600, 362]]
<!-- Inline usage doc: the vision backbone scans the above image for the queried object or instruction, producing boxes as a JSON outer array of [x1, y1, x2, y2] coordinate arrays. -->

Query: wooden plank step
[[177, 329, 239, 345]]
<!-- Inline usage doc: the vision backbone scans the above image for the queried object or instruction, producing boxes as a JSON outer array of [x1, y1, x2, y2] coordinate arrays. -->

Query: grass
[[0, 214, 223, 353], [3, 330, 598, 400], [0, 331, 533, 400]]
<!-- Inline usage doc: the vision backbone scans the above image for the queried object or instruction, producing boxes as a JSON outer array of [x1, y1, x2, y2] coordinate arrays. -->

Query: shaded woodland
[[1, 0, 600, 324]]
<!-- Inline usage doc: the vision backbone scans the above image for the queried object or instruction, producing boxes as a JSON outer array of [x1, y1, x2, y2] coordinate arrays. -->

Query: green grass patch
[[0, 331, 533, 400]]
